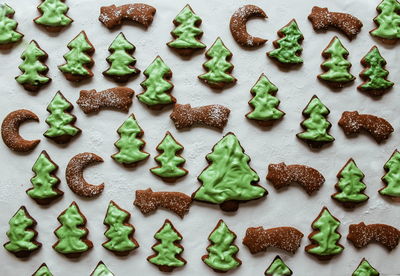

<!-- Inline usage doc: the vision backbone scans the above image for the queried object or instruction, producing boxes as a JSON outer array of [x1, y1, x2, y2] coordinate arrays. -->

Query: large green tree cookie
[[318, 37, 355, 87], [358, 46, 393, 96], [151, 131, 187, 181], [167, 5, 206, 55], [26, 150, 63, 204], [33, 263, 53, 276], [103, 201, 139, 255], [202, 220, 241, 272], [380, 149, 400, 198], [198, 37, 236, 89], [53, 202, 93, 256], [265, 256, 293, 276], [332, 159, 369, 207], [112, 114, 149, 166], [0, 4, 23, 49], [90, 261, 114, 276], [148, 219, 186, 272], [297, 95, 334, 148], [370, 0, 400, 43], [246, 73, 285, 126], [4, 206, 41, 257], [305, 207, 344, 259], [268, 19, 304, 65], [352, 258, 380, 276], [16, 40, 51, 92], [193, 132, 267, 212], [34, 0, 73, 32], [44, 91, 81, 144], [103, 32, 139, 82]]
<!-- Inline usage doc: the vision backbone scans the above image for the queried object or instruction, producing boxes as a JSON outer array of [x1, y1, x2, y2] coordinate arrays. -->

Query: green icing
[[247, 74, 284, 121], [167, 5, 206, 49], [35, 0, 72, 27], [103, 201, 137, 252], [203, 221, 240, 272], [34, 264, 53, 276], [198, 38, 235, 85], [44, 92, 79, 138], [4, 207, 39, 253], [194, 133, 266, 204], [92, 262, 114, 276], [112, 115, 149, 165], [151, 132, 187, 178], [307, 208, 343, 256], [352, 259, 379, 276], [0, 4, 23, 44], [268, 19, 303, 64], [333, 160, 368, 203], [360, 46, 393, 90], [297, 96, 334, 142], [16, 41, 50, 87], [54, 203, 90, 254], [381, 150, 400, 197], [104, 33, 138, 77], [371, 0, 400, 40], [149, 221, 185, 268], [27, 152, 60, 200], [265, 257, 292, 276], [319, 37, 355, 83], [58, 31, 93, 76], [138, 57, 174, 106]]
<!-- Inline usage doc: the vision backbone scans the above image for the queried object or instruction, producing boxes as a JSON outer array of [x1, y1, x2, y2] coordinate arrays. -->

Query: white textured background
[[0, 0, 399, 275]]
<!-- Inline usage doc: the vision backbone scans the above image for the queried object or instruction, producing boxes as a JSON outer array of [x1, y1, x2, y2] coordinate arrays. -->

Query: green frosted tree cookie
[[198, 37, 236, 89], [370, 0, 400, 43], [352, 258, 380, 276], [193, 132, 267, 212], [103, 32, 139, 82], [380, 149, 400, 198], [265, 256, 293, 276], [90, 261, 114, 276], [33, 263, 53, 276], [246, 74, 285, 126], [268, 19, 304, 65], [148, 219, 186, 272], [34, 0, 73, 32], [103, 201, 139, 255], [202, 220, 241, 272], [0, 4, 23, 49]]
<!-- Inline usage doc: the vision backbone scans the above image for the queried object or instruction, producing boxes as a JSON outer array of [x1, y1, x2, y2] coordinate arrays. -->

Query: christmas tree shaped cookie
[[305, 207, 344, 260], [112, 114, 149, 167], [370, 0, 400, 44], [4, 206, 41, 257], [202, 220, 241, 272], [34, 0, 73, 32], [32, 263, 53, 276], [198, 37, 237, 89], [332, 159, 369, 208], [151, 131, 187, 182], [15, 40, 51, 92], [90, 261, 114, 276], [265, 256, 292, 276], [246, 74, 285, 126], [148, 219, 186, 272], [193, 132, 267, 212], [358, 46, 394, 96], [53, 202, 93, 257], [318, 37, 355, 88], [26, 150, 63, 205], [352, 258, 380, 276], [137, 56, 175, 110], [58, 31, 94, 82], [267, 19, 304, 65], [380, 149, 400, 198], [44, 91, 81, 144], [0, 4, 23, 49], [103, 32, 140, 82], [297, 95, 334, 148], [103, 201, 139, 256], [167, 5, 206, 55]]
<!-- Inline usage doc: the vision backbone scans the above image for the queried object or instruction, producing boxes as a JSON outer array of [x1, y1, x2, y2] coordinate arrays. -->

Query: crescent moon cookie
[[1, 109, 40, 152], [230, 5, 267, 47], [34, 0, 73, 32], [65, 152, 104, 198], [0, 4, 23, 50]]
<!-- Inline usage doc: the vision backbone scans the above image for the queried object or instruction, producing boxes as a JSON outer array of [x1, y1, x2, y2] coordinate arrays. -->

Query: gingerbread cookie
[[32, 263, 53, 276], [370, 0, 400, 44], [1, 109, 40, 152], [34, 0, 73, 32], [99, 4, 156, 29], [0, 4, 23, 50], [230, 5, 267, 47], [265, 256, 293, 276], [90, 261, 114, 276], [352, 258, 380, 276], [380, 150, 400, 198]]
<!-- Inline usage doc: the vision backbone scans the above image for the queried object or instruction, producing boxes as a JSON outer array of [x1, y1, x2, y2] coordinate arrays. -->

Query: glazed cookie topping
[[370, 0, 400, 42], [352, 259, 379, 276], [202, 220, 241, 272], [380, 150, 400, 197], [265, 256, 292, 276], [34, 0, 73, 31], [268, 19, 304, 65], [91, 261, 114, 276], [112, 114, 149, 166], [16, 40, 50, 92], [193, 133, 267, 212], [33, 263, 53, 276], [0, 4, 23, 48]]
